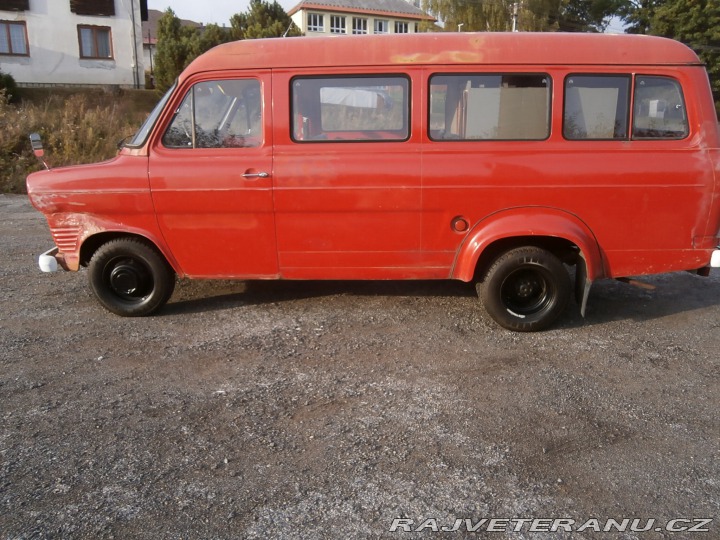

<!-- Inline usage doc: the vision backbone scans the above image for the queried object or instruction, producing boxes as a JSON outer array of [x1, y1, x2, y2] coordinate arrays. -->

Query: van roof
[[183, 32, 701, 78]]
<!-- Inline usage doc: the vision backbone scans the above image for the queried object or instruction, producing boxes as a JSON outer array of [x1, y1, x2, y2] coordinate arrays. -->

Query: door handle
[[242, 171, 270, 179]]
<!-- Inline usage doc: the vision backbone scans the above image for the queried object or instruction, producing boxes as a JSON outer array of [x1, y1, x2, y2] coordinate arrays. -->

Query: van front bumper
[[712, 248, 720, 268], [38, 247, 69, 272]]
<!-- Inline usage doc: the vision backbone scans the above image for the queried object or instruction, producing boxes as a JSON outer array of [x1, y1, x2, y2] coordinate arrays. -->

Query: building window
[[0, 20, 28, 56], [307, 13, 324, 32], [352, 17, 368, 35], [0, 0, 30, 10], [415, 23, 419, 33], [374, 19, 388, 34], [330, 15, 346, 34], [70, 0, 115, 16], [78, 25, 113, 59], [394, 21, 409, 33], [429, 73, 551, 141]]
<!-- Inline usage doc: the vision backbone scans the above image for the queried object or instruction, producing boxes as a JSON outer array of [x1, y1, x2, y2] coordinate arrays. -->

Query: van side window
[[564, 75, 630, 140], [633, 76, 688, 139], [428, 74, 550, 141], [291, 76, 409, 142], [162, 79, 262, 149]]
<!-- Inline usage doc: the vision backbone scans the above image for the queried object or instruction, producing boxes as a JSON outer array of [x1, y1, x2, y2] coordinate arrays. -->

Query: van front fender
[[451, 207, 606, 283], [45, 212, 180, 275]]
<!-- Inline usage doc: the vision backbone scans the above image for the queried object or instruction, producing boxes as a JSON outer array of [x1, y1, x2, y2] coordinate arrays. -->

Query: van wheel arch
[[472, 236, 580, 282], [80, 232, 175, 270]]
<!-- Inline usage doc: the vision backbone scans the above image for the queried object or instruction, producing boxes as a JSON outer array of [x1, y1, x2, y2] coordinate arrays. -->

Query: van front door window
[[162, 79, 262, 149]]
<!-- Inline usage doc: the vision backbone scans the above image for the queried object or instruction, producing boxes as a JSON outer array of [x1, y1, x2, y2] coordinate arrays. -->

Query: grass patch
[[0, 88, 157, 193]]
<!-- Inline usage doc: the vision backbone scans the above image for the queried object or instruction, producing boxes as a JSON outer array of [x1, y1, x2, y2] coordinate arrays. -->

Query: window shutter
[[140, 0, 148, 22], [0, 0, 30, 11], [70, 0, 115, 16]]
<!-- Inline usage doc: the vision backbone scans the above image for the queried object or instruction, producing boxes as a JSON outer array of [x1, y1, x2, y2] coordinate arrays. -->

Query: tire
[[88, 238, 175, 317], [478, 246, 570, 332]]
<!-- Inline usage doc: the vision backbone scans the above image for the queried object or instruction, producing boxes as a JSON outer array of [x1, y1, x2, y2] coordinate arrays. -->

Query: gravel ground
[[1, 193, 719, 539]]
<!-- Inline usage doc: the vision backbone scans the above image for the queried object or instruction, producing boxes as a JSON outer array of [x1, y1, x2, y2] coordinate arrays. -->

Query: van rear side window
[[564, 75, 631, 140], [292, 76, 409, 142], [428, 74, 551, 141], [633, 76, 688, 139], [564, 74, 688, 140]]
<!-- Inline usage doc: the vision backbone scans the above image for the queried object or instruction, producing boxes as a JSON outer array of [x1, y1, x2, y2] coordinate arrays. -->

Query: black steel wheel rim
[[105, 257, 153, 301], [500, 267, 553, 316]]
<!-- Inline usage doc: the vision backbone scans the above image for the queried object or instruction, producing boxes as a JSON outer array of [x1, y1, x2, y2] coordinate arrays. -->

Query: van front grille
[[51, 226, 81, 253]]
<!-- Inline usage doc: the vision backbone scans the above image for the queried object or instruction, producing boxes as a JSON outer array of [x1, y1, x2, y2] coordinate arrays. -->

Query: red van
[[26, 33, 720, 331]]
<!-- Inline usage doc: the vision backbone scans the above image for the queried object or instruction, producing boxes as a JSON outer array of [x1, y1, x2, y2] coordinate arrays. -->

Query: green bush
[[0, 70, 19, 103], [0, 89, 156, 193]]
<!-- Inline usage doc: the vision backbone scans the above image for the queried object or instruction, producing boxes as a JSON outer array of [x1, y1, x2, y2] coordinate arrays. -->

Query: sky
[[146, 0, 298, 27]]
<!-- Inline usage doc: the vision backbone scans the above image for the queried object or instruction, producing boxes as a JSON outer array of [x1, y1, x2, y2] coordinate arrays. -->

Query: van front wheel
[[88, 238, 175, 316], [478, 246, 570, 332]]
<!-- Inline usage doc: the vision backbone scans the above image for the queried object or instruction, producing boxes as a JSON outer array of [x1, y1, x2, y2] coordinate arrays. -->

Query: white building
[[0, 0, 147, 88], [288, 0, 435, 36]]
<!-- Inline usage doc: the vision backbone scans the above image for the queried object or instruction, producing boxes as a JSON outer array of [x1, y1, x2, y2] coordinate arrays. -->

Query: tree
[[187, 23, 232, 59], [655, 0, 720, 110], [423, 0, 514, 31], [153, 11, 233, 94], [621, 0, 720, 111], [230, 0, 302, 40], [422, 0, 622, 32], [619, 0, 664, 34], [152, 2, 300, 93], [557, 0, 626, 31], [153, 9, 193, 93]]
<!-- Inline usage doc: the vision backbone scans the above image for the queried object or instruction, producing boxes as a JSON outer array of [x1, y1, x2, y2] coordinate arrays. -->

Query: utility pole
[[129, 0, 140, 88], [148, 28, 154, 80], [512, 2, 519, 32]]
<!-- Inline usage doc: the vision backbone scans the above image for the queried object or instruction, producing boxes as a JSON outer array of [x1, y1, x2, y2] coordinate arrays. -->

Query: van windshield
[[124, 83, 176, 148]]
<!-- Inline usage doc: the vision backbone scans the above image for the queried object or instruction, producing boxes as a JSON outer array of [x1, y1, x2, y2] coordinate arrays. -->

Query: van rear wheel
[[88, 238, 175, 316], [478, 246, 570, 332]]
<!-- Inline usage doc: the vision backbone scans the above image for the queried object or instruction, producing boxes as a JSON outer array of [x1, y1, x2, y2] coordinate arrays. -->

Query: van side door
[[148, 72, 278, 278], [271, 71, 425, 279], [421, 70, 554, 273]]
